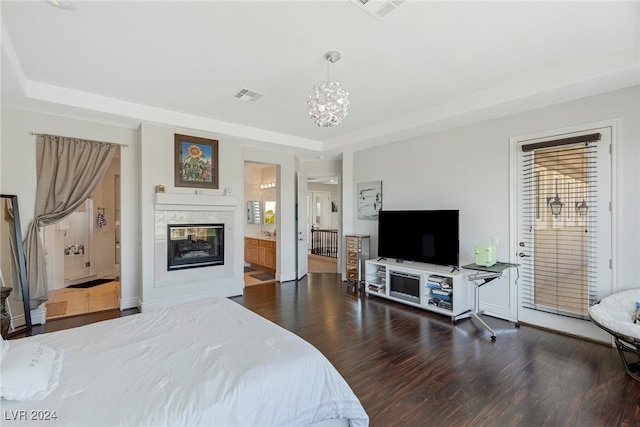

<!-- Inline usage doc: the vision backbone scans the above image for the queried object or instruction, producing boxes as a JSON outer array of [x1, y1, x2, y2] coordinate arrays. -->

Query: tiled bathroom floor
[[46, 281, 120, 320]]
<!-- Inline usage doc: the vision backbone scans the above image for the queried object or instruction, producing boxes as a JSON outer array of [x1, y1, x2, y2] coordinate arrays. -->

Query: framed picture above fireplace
[[174, 134, 219, 189]]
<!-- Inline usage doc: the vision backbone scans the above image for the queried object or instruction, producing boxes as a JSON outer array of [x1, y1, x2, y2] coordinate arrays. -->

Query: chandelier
[[307, 51, 350, 127]]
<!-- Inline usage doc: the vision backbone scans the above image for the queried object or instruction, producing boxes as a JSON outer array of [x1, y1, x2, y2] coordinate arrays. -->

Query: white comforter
[[1, 298, 369, 427]]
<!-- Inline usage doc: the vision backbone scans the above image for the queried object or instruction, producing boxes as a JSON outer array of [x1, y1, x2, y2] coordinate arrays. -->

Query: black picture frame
[[174, 134, 219, 189]]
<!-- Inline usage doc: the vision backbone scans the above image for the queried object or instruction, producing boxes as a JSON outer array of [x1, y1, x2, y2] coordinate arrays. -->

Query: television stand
[[463, 262, 519, 340], [365, 259, 472, 322]]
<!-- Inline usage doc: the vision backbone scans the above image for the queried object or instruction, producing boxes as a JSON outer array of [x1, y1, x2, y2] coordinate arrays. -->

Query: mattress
[[1, 297, 369, 427]]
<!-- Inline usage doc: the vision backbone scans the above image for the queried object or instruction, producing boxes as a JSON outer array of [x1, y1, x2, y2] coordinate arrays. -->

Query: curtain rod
[[30, 132, 129, 148]]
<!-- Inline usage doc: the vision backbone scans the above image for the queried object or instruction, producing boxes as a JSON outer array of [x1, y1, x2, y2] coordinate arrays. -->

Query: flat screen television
[[377, 209, 459, 267]]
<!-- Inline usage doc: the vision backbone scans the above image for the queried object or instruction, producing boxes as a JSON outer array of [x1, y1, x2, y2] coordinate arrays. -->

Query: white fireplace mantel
[[155, 193, 239, 210]]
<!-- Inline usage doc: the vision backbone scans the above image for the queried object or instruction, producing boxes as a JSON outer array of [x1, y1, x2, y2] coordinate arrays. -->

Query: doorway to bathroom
[[43, 149, 121, 319], [244, 161, 279, 286]]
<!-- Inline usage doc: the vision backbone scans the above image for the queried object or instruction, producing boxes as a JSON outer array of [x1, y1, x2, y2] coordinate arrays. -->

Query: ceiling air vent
[[350, 0, 404, 20], [234, 88, 264, 103]]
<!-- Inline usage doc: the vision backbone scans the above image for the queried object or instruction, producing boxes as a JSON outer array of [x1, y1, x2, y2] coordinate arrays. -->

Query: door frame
[[297, 172, 342, 279], [244, 161, 280, 279], [509, 119, 620, 334], [296, 172, 309, 279]]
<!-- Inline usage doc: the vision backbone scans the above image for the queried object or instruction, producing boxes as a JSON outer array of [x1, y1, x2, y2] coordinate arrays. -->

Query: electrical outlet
[[492, 236, 499, 247]]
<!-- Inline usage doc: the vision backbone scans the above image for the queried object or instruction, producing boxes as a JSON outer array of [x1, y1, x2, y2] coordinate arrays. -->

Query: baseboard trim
[[278, 272, 297, 282], [120, 297, 139, 311], [31, 305, 47, 325], [9, 313, 25, 330]]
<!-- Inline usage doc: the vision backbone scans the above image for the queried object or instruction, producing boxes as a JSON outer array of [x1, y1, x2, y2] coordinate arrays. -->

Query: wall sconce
[[260, 182, 276, 190], [575, 199, 588, 216], [547, 178, 563, 216]]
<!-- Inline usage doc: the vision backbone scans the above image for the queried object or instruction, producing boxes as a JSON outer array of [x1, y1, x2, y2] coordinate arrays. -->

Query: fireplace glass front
[[167, 223, 224, 270]]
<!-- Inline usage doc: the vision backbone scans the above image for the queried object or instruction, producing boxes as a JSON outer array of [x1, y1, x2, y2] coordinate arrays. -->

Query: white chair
[[589, 289, 640, 382]]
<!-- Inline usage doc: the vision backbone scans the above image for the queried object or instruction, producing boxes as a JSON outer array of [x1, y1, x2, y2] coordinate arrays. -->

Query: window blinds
[[519, 133, 600, 320]]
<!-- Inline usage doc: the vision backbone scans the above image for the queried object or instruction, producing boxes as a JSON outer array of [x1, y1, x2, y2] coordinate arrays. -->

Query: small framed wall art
[[357, 180, 382, 220], [174, 134, 219, 189]]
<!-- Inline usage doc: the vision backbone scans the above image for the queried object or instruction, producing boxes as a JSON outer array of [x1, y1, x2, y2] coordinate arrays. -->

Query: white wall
[[92, 154, 120, 278], [0, 107, 140, 313], [138, 123, 244, 310], [244, 162, 263, 238], [351, 85, 639, 340]]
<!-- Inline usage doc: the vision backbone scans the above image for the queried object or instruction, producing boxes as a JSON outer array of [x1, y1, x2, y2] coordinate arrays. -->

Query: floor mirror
[[1, 194, 32, 338]]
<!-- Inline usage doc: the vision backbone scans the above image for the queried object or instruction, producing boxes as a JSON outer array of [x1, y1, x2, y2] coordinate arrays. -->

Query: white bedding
[[1, 298, 369, 427]]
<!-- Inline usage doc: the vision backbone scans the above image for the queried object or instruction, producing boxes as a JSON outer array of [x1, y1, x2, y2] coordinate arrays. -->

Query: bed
[[1, 297, 369, 426]]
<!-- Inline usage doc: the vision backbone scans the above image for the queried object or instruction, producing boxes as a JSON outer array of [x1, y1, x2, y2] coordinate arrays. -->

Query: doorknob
[[518, 252, 529, 258]]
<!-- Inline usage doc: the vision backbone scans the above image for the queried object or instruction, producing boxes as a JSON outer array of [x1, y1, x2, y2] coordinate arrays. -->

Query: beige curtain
[[24, 135, 117, 307]]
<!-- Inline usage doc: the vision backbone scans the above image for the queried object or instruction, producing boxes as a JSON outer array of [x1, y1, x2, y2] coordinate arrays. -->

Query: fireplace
[[167, 223, 224, 271]]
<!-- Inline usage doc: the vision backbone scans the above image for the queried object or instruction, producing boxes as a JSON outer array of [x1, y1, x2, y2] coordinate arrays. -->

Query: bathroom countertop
[[245, 235, 276, 241]]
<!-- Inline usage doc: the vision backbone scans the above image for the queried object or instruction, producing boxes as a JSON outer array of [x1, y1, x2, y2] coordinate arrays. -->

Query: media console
[[365, 258, 472, 321]]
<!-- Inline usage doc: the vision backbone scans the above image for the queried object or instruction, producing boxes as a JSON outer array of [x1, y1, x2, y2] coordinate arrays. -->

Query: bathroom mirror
[[0, 194, 32, 337], [247, 200, 261, 224], [264, 201, 276, 225]]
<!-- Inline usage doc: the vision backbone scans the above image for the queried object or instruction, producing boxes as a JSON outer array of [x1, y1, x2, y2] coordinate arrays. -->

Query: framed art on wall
[[174, 134, 219, 189], [357, 180, 382, 220]]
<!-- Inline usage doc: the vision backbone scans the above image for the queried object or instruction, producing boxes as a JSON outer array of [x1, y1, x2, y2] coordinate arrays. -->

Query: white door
[[512, 124, 613, 336], [296, 172, 308, 279]]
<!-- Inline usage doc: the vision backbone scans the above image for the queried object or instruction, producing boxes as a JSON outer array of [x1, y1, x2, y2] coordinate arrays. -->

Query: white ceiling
[[2, 1, 638, 159]]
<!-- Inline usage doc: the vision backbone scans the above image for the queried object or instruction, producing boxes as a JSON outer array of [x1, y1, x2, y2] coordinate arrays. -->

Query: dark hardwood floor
[[11, 307, 139, 338], [21, 273, 640, 426]]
